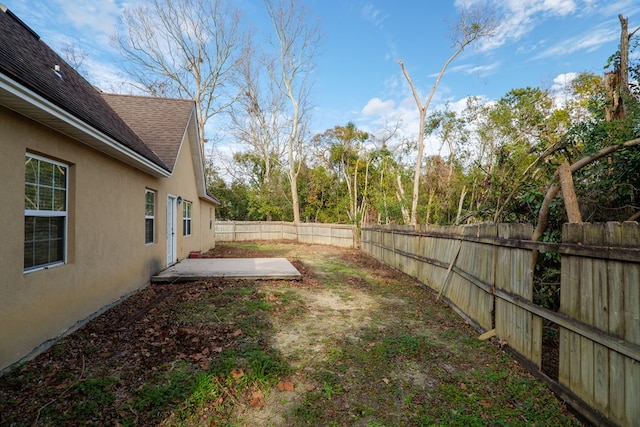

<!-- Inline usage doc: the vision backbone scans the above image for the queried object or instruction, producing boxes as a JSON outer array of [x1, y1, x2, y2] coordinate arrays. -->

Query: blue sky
[[3, 0, 639, 146]]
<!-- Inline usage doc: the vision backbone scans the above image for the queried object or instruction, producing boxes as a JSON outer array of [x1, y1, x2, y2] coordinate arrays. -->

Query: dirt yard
[[0, 242, 582, 426]]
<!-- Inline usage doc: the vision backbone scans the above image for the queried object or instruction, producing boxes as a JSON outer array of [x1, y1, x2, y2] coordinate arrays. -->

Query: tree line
[[95, 1, 639, 241]]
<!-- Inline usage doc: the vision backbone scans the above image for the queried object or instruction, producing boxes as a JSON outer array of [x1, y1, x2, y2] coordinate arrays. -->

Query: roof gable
[[102, 93, 218, 204], [0, 5, 169, 173], [101, 94, 194, 171]]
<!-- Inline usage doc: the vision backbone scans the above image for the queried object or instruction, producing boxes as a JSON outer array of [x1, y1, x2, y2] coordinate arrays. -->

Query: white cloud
[[534, 26, 618, 58], [362, 98, 396, 116], [551, 72, 578, 92], [361, 2, 388, 29], [597, 0, 640, 17], [541, 0, 577, 16], [51, 0, 122, 41], [450, 64, 472, 73], [463, 62, 500, 76], [476, 0, 581, 51], [444, 62, 500, 79]]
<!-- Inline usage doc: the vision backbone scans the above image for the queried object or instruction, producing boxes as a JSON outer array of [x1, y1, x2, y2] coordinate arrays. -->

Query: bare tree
[[229, 43, 286, 187], [398, 4, 497, 226], [264, 0, 321, 224], [60, 42, 88, 77], [111, 0, 247, 148]]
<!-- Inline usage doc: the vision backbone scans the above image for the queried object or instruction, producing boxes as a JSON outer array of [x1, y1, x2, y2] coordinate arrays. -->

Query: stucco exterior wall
[[200, 202, 216, 251], [169, 132, 216, 257], [0, 106, 215, 371]]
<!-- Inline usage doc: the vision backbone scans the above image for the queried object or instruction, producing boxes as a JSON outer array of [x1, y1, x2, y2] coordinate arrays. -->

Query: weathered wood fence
[[215, 221, 357, 248], [362, 222, 640, 427]]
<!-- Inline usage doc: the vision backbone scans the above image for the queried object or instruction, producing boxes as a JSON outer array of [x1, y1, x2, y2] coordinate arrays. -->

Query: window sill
[[24, 262, 65, 274]]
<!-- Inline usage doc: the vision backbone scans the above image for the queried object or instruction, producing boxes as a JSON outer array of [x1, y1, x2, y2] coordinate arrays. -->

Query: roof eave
[[0, 75, 171, 178]]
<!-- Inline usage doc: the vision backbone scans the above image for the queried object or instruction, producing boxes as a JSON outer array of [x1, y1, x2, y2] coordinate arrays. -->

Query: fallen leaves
[[231, 368, 244, 379], [277, 380, 295, 392], [478, 399, 491, 408], [249, 391, 265, 408], [249, 380, 294, 410]]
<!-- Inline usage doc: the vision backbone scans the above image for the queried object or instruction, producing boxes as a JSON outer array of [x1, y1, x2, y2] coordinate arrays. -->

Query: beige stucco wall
[[0, 105, 216, 371], [200, 201, 217, 251], [169, 131, 217, 257]]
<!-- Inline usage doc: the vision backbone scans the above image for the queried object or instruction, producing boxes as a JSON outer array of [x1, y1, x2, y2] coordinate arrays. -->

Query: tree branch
[[532, 137, 640, 241]]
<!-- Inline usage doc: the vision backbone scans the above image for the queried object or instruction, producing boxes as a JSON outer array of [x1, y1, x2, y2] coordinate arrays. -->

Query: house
[[0, 5, 218, 372]]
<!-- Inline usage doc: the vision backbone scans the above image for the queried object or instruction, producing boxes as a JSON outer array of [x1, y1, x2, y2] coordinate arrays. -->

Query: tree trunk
[[605, 15, 631, 121], [604, 71, 624, 122], [619, 14, 630, 112], [396, 174, 411, 225], [558, 161, 582, 223], [290, 168, 300, 224], [455, 186, 467, 225]]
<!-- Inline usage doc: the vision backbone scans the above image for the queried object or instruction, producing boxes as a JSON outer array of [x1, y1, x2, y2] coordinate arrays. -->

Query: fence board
[[579, 224, 595, 407], [558, 222, 640, 426], [216, 221, 355, 247], [586, 224, 608, 412], [494, 224, 539, 366], [361, 222, 639, 427], [622, 223, 640, 425]]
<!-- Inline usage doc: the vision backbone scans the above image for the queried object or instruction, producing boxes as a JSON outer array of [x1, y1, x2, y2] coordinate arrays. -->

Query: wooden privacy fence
[[215, 221, 356, 248], [362, 222, 640, 427]]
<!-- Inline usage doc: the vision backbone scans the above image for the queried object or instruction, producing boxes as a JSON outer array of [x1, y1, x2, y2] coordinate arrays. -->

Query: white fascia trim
[[0, 75, 171, 177]]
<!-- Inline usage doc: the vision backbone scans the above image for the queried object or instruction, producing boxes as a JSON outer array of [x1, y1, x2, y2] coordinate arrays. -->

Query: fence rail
[[362, 222, 640, 427], [215, 221, 356, 248]]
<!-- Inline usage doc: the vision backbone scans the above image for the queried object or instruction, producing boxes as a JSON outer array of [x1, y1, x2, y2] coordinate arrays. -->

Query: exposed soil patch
[[0, 242, 582, 426]]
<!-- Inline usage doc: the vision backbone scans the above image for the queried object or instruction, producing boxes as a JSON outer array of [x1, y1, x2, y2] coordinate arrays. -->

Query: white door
[[166, 195, 177, 266]]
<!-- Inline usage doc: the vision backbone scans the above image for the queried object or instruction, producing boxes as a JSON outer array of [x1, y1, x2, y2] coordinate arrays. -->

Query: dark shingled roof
[[101, 94, 195, 171], [0, 5, 169, 172]]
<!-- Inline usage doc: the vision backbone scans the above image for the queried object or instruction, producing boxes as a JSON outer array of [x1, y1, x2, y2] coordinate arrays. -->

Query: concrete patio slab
[[151, 258, 302, 283]]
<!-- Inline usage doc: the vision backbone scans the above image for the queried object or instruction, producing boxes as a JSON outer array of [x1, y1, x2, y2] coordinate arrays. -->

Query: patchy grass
[[0, 243, 582, 426]]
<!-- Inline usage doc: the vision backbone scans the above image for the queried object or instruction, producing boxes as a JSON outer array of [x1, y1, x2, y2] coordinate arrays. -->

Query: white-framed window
[[183, 200, 192, 236], [24, 154, 68, 272], [145, 189, 156, 244]]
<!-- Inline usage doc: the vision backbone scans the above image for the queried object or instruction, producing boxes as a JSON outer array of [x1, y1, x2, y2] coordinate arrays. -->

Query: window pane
[[39, 187, 53, 210], [49, 235, 64, 263], [24, 156, 68, 271], [145, 218, 154, 244], [145, 191, 155, 216], [39, 161, 53, 187], [25, 183, 38, 210], [54, 165, 66, 190], [34, 217, 49, 241], [25, 213, 65, 269], [33, 240, 50, 266], [24, 217, 35, 269], [25, 157, 37, 184], [54, 189, 66, 211], [24, 241, 35, 269], [24, 216, 34, 241]]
